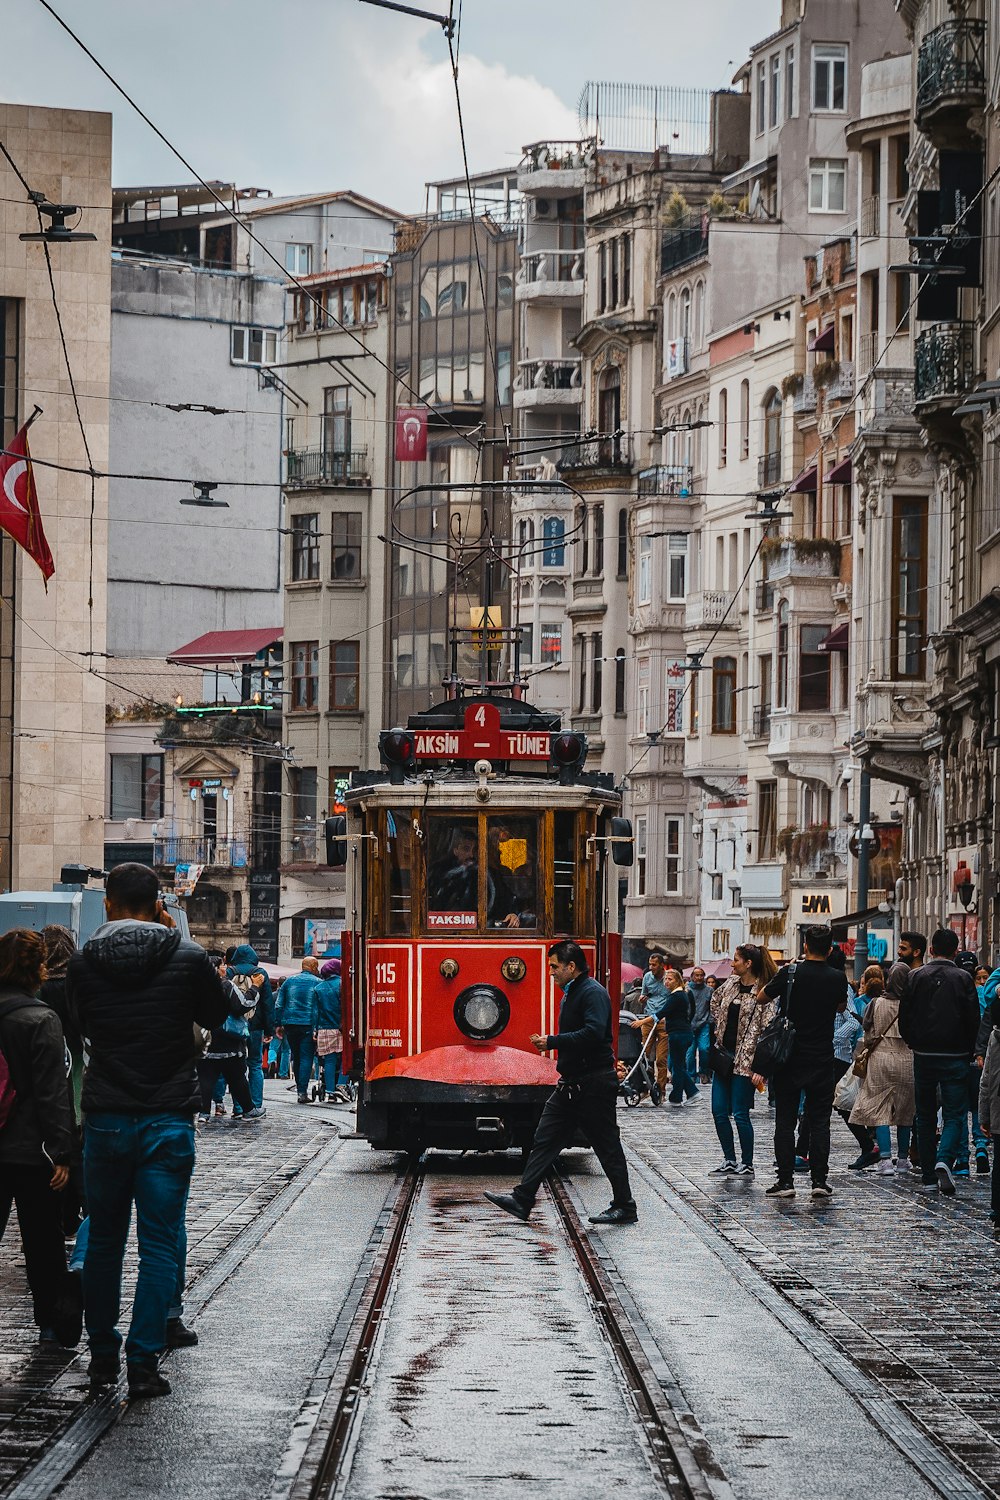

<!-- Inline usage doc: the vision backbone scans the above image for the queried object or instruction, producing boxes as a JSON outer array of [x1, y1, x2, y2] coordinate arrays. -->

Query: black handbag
[[708, 1042, 735, 1079], [751, 963, 798, 1079]]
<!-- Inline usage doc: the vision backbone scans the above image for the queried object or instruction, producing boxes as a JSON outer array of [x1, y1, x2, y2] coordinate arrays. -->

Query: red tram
[[338, 689, 631, 1155]]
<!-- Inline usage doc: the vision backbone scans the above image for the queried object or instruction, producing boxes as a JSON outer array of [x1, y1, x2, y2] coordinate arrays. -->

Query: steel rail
[[546, 1171, 723, 1500]]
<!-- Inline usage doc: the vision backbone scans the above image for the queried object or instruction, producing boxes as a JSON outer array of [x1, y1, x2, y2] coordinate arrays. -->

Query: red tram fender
[[369, 1042, 558, 1088]]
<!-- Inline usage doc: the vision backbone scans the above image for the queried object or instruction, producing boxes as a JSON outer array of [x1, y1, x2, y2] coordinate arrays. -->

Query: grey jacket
[[979, 1027, 1000, 1138]]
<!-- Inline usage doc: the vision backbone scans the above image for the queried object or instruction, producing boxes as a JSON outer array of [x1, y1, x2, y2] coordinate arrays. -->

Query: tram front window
[[427, 820, 480, 928], [486, 816, 537, 929], [425, 814, 539, 930]]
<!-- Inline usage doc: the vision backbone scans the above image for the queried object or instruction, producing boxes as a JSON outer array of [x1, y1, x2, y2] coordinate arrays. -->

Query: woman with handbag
[[707, 944, 777, 1177], [849, 965, 915, 1175]]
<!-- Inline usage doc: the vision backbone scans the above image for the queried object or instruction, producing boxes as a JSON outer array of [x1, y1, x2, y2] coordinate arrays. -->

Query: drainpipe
[[854, 766, 872, 984], [892, 874, 903, 968]]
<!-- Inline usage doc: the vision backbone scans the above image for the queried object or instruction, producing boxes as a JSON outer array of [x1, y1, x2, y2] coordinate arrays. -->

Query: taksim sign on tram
[[412, 701, 551, 761]]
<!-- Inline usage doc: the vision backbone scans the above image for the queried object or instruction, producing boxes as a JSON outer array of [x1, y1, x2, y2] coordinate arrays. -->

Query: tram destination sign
[[413, 701, 551, 762]]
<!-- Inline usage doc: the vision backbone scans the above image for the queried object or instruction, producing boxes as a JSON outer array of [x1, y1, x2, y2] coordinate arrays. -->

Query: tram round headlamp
[[381, 729, 415, 764], [453, 983, 510, 1041], [551, 732, 584, 766]]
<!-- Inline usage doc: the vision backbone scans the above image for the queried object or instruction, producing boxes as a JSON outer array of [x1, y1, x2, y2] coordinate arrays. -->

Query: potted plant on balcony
[[777, 826, 798, 860], [664, 189, 689, 227], [812, 358, 841, 390], [781, 372, 804, 399]]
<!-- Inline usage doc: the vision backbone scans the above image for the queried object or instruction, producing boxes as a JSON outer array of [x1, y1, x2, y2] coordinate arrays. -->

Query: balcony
[[285, 448, 370, 488], [518, 139, 595, 196], [557, 434, 632, 475], [513, 358, 583, 412], [684, 589, 736, 631], [860, 195, 880, 239], [660, 223, 709, 276], [915, 19, 986, 140], [515, 249, 584, 303], [755, 579, 774, 614], [763, 538, 841, 583], [860, 367, 916, 427], [791, 374, 817, 415], [758, 451, 782, 487], [827, 360, 855, 402], [154, 836, 250, 869], [913, 321, 977, 413], [750, 704, 771, 740], [637, 464, 694, 498]]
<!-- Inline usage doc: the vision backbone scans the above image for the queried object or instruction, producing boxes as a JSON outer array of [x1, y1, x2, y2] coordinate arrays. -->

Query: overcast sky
[[6, 1, 776, 212]]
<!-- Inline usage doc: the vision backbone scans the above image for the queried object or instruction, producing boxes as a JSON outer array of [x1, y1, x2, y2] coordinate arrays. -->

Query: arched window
[[718, 387, 728, 466], [615, 648, 626, 714], [680, 287, 692, 340], [598, 366, 622, 461], [762, 387, 782, 484], [666, 291, 678, 342], [740, 379, 750, 460], [681, 407, 693, 467], [617, 507, 628, 576], [694, 280, 706, 347], [712, 656, 737, 734], [776, 600, 789, 708], [576, 503, 588, 575], [542, 515, 564, 567], [517, 517, 534, 553]]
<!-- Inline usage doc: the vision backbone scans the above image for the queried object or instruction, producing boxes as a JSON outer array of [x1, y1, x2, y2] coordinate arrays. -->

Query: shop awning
[[808, 324, 836, 353], [830, 903, 891, 931], [167, 627, 283, 667], [789, 465, 818, 493], [818, 622, 849, 653], [827, 455, 852, 485]]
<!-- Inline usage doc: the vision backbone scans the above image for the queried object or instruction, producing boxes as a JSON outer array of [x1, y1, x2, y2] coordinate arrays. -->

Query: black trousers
[[515, 1072, 634, 1209], [0, 1162, 71, 1329], [198, 1054, 252, 1114], [773, 1057, 835, 1185]]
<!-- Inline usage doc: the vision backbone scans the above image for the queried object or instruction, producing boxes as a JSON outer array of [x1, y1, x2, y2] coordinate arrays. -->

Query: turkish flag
[[395, 406, 428, 462], [0, 423, 54, 585]]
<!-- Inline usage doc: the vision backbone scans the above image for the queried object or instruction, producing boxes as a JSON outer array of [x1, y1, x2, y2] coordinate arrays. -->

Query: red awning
[[167, 627, 283, 667], [827, 455, 852, 485], [808, 324, 836, 353], [789, 465, 818, 493], [818, 621, 849, 653]]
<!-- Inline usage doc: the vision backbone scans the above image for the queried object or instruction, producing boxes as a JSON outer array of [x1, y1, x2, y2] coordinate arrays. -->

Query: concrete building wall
[[0, 102, 112, 890]]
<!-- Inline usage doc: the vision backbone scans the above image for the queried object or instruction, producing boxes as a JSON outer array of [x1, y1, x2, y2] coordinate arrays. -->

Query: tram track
[[286, 1158, 728, 1500]]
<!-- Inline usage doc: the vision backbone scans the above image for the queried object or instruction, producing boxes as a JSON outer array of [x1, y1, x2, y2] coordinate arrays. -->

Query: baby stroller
[[617, 1009, 661, 1108]]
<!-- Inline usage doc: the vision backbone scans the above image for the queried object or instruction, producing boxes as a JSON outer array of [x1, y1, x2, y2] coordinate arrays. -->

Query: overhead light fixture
[[745, 490, 793, 522], [180, 481, 229, 509], [887, 262, 963, 276], [19, 197, 97, 244]]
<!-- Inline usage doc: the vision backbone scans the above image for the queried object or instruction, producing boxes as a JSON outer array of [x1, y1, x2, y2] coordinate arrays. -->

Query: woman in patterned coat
[[707, 944, 777, 1178]]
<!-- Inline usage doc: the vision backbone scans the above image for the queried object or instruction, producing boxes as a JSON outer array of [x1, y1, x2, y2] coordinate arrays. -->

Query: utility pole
[[854, 766, 872, 984]]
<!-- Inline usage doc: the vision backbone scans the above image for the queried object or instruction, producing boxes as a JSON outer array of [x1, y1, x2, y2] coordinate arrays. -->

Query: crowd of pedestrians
[[0, 861, 346, 1401]]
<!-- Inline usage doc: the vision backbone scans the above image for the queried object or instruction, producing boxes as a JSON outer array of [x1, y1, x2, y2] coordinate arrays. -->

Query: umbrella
[[621, 962, 645, 983]]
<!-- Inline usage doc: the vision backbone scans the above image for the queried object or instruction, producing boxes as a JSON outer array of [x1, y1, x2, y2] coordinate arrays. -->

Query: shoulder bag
[[751, 963, 798, 1079], [852, 1002, 891, 1079]]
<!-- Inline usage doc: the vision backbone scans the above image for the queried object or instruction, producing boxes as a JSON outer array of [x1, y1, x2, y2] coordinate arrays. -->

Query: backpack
[[0, 996, 42, 1132], [222, 971, 259, 1037], [751, 963, 799, 1079]]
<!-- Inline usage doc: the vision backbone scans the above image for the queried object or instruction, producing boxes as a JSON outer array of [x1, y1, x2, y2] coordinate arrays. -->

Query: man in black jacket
[[898, 926, 981, 1195], [484, 940, 637, 1226], [67, 863, 230, 1398]]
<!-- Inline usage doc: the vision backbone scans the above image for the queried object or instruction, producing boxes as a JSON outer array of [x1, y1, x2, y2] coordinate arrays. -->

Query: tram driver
[[427, 825, 479, 914]]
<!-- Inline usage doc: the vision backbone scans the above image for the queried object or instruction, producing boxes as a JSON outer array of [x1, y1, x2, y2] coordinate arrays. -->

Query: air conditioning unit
[[534, 199, 557, 220]]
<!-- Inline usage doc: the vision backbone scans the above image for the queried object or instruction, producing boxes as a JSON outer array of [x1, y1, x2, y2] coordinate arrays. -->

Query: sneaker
[[895, 1158, 913, 1175], [874, 1158, 895, 1175], [736, 1163, 755, 1177], [936, 1162, 956, 1196], [848, 1150, 880, 1171], [238, 1106, 267, 1120], [669, 1100, 685, 1108], [811, 1181, 833, 1198], [214, 1103, 226, 1117], [976, 1151, 990, 1175], [793, 1155, 811, 1173], [765, 1181, 795, 1197], [955, 1165, 970, 1179], [916, 1181, 938, 1194], [197, 1112, 210, 1124], [685, 1092, 702, 1105], [708, 1160, 738, 1175]]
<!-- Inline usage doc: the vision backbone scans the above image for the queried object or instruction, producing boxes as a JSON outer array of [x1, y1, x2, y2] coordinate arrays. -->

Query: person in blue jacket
[[227, 945, 273, 1113], [275, 958, 321, 1103], [314, 958, 343, 1098]]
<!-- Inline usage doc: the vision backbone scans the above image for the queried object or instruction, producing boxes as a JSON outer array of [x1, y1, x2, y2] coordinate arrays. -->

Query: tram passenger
[[427, 825, 479, 914], [484, 940, 638, 1227]]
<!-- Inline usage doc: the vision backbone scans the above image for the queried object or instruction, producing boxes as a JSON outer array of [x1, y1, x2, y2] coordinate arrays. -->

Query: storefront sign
[[248, 869, 280, 960]]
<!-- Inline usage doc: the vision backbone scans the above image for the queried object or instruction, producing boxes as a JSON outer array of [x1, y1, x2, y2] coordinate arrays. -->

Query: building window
[[812, 43, 847, 113], [664, 658, 685, 735], [285, 243, 312, 275], [617, 508, 628, 577], [591, 633, 603, 715], [520, 624, 534, 662], [289, 767, 318, 861], [665, 816, 682, 894], [785, 45, 796, 118], [763, 387, 782, 479], [621, 233, 631, 305], [740, 379, 750, 460], [635, 816, 647, 896], [758, 780, 778, 861], [712, 655, 737, 734], [769, 52, 781, 128], [329, 640, 360, 711], [576, 634, 587, 714], [610, 237, 620, 307], [323, 385, 351, 460], [718, 387, 728, 466], [637, 535, 652, 604], [892, 498, 928, 678], [756, 60, 766, 135], [542, 515, 565, 567], [667, 534, 688, 602], [109, 753, 164, 821], [614, 648, 626, 714], [636, 657, 650, 736], [591, 505, 604, 576], [799, 626, 831, 711], [540, 623, 562, 664], [776, 601, 789, 708], [577, 504, 589, 575], [710, 873, 724, 902], [331, 511, 362, 579], [291, 640, 319, 710], [808, 158, 847, 213], [598, 365, 621, 442], [291, 513, 320, 581], [598, 242, 607, 312], [329, 767, 351, 815], [231, 326, 277, 364]]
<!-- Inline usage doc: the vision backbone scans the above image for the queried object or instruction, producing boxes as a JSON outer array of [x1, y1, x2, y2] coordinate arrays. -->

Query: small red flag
[[395, 406, 428, 462], [0, 423, 54, 585]]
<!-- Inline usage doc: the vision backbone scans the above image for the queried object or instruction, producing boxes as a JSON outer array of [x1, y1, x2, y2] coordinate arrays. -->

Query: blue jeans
[[874, 1124, 911, 1160], [955, 1063, 989, 1168], [711, 1073, 755, 1164], [321, 1052, 341, 1093], [285, 1024, 316, 1097], [268, 1035, 291, 1077], [246, 1031, 265, 1109], [83, 1112, 195, 1364], [913, 1055, 968, 1184], [687, 1023, 712, 1081], [667, 1030, 697, 1103]]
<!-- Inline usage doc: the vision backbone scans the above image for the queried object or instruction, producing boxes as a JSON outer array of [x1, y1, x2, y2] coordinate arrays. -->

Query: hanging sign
[[412, 701, 551, 762]]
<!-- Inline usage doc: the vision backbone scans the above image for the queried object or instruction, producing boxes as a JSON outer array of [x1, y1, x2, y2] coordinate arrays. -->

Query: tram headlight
[[550, 732, 587, 784], [379, 728, 416, 784], [453, 983, 510, 1042]]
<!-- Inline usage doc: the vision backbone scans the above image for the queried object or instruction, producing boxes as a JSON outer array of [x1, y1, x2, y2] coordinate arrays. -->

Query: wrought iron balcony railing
[[660, 223, 709, 276], [913, 321, 977, 408], [285, 448, 370, 487], [154, 836, 250, 869], [916, 19, 987, 125], [637, 463, 694, 497], [557, 434, 632, 472]]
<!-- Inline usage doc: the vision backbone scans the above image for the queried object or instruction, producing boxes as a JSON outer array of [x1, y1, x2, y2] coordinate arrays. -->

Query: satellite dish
[[748, 181, 764, 220]]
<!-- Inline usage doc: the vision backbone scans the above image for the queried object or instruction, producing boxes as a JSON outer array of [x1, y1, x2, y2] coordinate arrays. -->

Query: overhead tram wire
[[33, 0, 482, 459]]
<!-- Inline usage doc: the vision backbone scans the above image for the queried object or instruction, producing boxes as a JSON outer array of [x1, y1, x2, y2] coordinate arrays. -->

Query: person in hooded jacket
[[212, 945, 273, 1116], [0, 928, 81, 1349], [66, 862, 231, 1400], [197, 966, 262, 1124], [314, 958, 343, 1098]]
